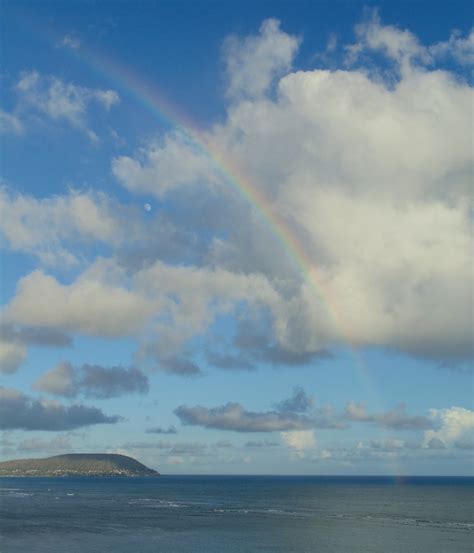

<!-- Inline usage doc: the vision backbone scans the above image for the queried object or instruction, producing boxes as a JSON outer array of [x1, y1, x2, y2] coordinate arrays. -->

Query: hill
[[0, 453, 159, 477]]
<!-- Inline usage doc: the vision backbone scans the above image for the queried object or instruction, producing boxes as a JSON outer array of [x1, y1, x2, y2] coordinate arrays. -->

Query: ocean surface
[[0, 475, 472, 552]]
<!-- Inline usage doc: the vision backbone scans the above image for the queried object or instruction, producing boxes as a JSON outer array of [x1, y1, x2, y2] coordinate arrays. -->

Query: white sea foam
[[128, 498, 185, 509], [8, 491, 33, 497]]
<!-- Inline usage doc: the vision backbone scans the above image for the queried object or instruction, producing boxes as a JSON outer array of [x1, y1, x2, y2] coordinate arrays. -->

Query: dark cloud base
[[0, 386, 121, 431]]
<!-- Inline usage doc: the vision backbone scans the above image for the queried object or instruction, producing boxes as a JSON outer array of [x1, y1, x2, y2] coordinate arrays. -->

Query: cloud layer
[[345, 402, 434, 430], [175, 389, 340, 433]]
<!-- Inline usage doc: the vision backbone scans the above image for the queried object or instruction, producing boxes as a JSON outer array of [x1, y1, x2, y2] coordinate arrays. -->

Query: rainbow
[[83, 51, 386, 427], [14, 11, 370, 351], [26, 16, 369, 352], [14, 10, 344, 338], [82, 48, 347, 335], [11, 12, 406, 476], [74, 48, 381, 400]]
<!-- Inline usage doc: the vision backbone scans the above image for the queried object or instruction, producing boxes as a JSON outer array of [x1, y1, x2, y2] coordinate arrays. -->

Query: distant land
[[0, 453, 159, 477]]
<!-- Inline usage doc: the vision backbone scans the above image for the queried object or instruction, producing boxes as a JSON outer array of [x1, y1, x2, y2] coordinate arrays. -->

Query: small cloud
[[0, 109, 23, 135], [175, 402, 314, 432], [34, 362, 149, 399], [424, 407, 474, 448], [427, 437, 446, 450], [344, 402, 434, 431], [145, 425, 178, 435], [326, 33, 338, 52], [205, 350, 255, 371], [429, 29, 474, 66], [86, 129, 100, 143], [245, 440, 279, 448], [319, 449, 332, 460], [166, 455, 184, 465], [93, 89, 120, 110], [174, 391, 342, 433], [281, 430, 316, 459], [275, 387, 314, 413], [160, 356, 202, 376], [370, 439, 406, 451], [345, 8, 429, 70], [59, 33, 81, 50], [15, 71, 119, 141], [109, 127, 125, 146], [454, 438, 474, 450]]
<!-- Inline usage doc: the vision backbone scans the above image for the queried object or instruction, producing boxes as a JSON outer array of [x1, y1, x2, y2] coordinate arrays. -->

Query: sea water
[[0, 476, 472, 552]]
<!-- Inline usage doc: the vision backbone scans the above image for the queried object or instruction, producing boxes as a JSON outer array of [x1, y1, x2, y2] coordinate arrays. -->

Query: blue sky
[[0, 1, 472, 475]]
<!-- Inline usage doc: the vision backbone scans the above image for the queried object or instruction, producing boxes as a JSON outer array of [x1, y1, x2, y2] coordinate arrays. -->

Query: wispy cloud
[[344, 402, 434, 430], [145, 425, 178, 435], [59, 33, 81, 50], [0, 109, 23, 135], [223, 18, 300, 101], [15, 71, 119, 140]]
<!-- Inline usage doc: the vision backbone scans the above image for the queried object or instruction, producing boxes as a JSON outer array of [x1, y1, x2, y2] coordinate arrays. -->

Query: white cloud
[[112, 131, 222, 198], [429, 29, 474, 66], [319, 449, 332, 460], [94, 89, 120, 110], [425, 407, 474, 448], [345, 9, 429, 69], [15, 71, 119, 139], [346, 10, 473, 72], [280, 429, 316, 451], [0, 188, 132, 266], [2, 258, 280, 365], [59, 34, 81, 50], [111, 17, 472, 363], [134, 260, 283, 362], [4, 265, 153, 339], [223, 18, 300, 101]]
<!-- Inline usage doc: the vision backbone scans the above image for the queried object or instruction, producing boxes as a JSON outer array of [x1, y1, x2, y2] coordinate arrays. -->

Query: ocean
[[0, 476, 472, 552]]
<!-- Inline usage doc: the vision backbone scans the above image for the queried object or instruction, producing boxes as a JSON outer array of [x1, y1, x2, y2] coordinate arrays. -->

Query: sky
[[0, 0, 472, 475]]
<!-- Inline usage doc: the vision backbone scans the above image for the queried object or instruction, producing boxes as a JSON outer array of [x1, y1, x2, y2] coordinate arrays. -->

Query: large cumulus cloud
[[111, 16, 472, 365]]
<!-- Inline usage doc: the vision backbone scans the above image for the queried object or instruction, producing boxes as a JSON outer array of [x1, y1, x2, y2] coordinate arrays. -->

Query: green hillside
[[0, 453, 159, 477]]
